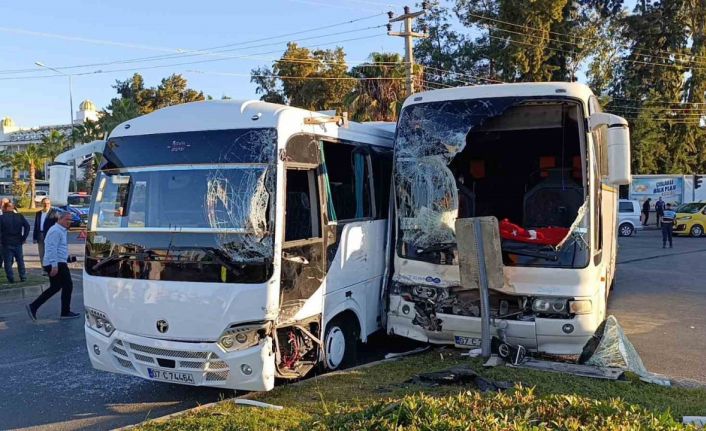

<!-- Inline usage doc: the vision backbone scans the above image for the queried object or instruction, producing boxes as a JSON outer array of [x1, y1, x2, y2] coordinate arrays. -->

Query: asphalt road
[[1, 228, 705, 429], [609, 228, 706, 384]]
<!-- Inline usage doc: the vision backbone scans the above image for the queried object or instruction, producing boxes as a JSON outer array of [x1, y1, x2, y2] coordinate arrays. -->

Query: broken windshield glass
[[394, 97, 589, 268]]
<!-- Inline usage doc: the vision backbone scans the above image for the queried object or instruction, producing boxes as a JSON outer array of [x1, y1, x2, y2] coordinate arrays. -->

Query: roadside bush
[[309, 387, 694, 430], [15, 195, 31, 209]]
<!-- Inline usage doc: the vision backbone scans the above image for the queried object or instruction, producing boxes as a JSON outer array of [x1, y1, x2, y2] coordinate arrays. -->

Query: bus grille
[[109, 339, 231, 383]]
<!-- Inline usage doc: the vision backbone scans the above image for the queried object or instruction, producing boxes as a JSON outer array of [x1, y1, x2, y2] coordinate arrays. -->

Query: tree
[[345, 53, 410, 122], [251, 43, 355, 111], [41, 130, 71, 164], [0, 151, 24, 197], [17, 144, 48, 209], [100, 73, 205, 134], [72, 119, 104, 192]]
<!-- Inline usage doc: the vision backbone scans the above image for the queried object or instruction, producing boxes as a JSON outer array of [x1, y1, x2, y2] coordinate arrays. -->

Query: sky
[[0, 0, 411, 127]]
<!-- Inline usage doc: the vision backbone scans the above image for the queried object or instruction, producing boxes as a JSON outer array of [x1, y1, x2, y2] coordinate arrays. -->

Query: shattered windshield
[[86, 128, 277, 282], [394, 97, 589, 268]]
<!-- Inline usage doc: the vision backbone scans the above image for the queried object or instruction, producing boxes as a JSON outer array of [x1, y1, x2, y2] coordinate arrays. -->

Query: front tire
[[619, 223, 634, 237], [323, 316, 358, 370], [690, 224, 704, 237]]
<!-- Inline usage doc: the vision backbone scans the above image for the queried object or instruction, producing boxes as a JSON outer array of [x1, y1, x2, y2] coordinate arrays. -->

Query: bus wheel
[[324, 316, 358, 370], [690, 224, 704, 237]]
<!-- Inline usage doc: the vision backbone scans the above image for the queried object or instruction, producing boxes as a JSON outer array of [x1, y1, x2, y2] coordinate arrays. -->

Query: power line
[[0, 33, 388, 81], [0, 13, 386, 75], [465, 11, 706, 68]]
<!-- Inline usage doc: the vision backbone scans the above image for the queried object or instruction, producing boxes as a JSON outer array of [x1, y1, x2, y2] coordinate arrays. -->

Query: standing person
[[33, 198, 57, 270], [26, 211, 79, 320], [0, 202, 30, 282], [661, 203, 676, 248], [642, 198, 652, 226], [655, 197, 665, 228], [0, 198, 9, 214]]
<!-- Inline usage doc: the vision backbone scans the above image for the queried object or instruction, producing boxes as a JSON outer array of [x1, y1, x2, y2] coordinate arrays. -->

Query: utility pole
[[387, 4, 429, 96]]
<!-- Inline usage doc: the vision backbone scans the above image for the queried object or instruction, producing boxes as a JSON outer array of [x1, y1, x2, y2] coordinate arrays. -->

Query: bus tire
[[323, 315, 358, 371]]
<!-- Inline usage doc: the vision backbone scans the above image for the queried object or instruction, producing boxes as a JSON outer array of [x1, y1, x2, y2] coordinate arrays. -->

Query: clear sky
[[0, 0, 410, 127]]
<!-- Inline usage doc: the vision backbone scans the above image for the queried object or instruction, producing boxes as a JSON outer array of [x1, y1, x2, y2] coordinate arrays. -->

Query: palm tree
[[41, 129, 71, 163], [72, 119, 105, 192], [0, 150, 25, 197], [18, 144, 48, 209], [344, 53, 417, 122]]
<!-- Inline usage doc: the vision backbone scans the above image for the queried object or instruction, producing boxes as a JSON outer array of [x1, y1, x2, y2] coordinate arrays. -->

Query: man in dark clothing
[[661, 203, 676, 248], [655, 197, 665, 228], [0, 202, 30, 282], [642, 198, 651, 226], [33, 197, 58, 268]]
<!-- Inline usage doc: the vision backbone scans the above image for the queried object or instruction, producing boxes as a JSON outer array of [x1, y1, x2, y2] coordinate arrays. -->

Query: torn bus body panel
[[390, 96, 595, 353]]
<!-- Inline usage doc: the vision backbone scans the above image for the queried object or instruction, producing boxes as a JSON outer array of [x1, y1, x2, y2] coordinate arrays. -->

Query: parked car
[[674, 201, 706, 237], [61, 192, 90, 227], [33, 190, 48, 204], [618, 199, 642, 236]]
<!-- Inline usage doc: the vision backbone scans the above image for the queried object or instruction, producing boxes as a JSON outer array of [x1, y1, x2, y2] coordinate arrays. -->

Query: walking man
[[655, 197, 665, 228], [661, 203, 676, 248], [0, 202, 30, 282], [33, 197, 57, 269], [26, 211, 80, 320], [642, 198, 652, 226]]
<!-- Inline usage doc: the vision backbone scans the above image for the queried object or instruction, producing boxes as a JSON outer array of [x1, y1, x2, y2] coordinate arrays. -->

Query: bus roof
[[402, 82, 595, 109], [109, 100, 394, 148]]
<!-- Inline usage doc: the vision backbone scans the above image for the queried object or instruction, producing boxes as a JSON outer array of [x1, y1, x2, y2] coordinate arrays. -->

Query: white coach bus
[[386, 82, 631, 355], [83, 100, 393, 391]]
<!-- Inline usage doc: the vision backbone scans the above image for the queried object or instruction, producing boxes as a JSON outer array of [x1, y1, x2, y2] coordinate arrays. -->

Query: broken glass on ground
[[579, 315, 671, 386], [407, 364, 513, 393]]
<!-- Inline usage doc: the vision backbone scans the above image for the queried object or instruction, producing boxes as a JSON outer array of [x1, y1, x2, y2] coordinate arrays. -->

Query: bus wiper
[[92, 252, 144, 271], [416, 242, 456, 255]]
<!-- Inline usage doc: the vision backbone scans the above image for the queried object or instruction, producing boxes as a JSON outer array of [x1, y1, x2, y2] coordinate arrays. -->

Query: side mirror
[[588, 113, 631, 186]]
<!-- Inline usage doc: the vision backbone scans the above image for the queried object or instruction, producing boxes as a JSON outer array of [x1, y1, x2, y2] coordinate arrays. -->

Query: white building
[[0, 99, 99, 192]]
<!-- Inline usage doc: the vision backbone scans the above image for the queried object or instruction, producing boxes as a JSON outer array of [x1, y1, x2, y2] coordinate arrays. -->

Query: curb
[[113, 354, 411, 430], [0, 282, 48, 302]]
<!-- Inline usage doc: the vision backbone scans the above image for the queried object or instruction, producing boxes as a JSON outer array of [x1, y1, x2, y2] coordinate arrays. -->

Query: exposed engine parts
[[396, 282, 572, 332], [274, 319, 320, 379]]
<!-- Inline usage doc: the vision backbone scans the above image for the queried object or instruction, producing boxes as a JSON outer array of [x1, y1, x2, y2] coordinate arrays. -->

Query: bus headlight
[[218, 322, 271, 352], [85, 307, 115, 337], [569, 300, 592, 315], [532, 297, 570, 317]]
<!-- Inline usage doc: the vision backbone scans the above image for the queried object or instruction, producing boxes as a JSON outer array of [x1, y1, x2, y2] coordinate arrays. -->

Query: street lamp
[[35, 61, 77, 192]]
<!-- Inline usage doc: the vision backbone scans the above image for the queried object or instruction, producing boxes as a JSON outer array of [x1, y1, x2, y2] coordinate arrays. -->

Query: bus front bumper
[[387, 295, 599, 355], [85, 328, 276, 391]]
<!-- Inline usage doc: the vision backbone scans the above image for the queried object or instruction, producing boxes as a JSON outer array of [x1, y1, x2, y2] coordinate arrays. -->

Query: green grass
[[0, 271, 45, 290], [136, 350, 706, 431]]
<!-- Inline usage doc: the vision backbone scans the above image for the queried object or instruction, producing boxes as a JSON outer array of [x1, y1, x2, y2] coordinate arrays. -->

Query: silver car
[[618, 199, 642, 236]]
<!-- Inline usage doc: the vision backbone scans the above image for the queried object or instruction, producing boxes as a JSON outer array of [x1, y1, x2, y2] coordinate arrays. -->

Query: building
[[0, 100, 99, 194]]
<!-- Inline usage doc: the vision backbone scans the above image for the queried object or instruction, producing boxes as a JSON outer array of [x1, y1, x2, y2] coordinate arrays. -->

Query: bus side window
[[322, 142, 372, 221], [285, 169, 321, 241]]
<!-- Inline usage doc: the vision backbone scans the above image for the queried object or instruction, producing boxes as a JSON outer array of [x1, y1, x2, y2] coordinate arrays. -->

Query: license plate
[[147, 368, 195, 385], [454, 336, 482, 347]]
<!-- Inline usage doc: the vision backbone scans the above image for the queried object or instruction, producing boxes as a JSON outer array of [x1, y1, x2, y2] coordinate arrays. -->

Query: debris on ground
[[384, 346, 430, 359], [233, 399, 284, 410], [407, 364, 513, 393], [579, 315, 671, 386], [512, 358, 624, 380]]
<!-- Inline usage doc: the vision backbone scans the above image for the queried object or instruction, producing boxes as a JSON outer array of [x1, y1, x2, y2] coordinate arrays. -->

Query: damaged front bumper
[[387, 294, 599, 355]]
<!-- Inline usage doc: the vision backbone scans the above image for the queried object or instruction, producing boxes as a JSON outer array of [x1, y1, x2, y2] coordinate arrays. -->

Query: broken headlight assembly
[[85, 307, 115, 337], [531, 297, 592, 317], [218, 322, 271, 352]]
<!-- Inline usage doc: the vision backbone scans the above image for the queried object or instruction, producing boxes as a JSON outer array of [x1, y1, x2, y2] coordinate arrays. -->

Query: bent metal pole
[[474, 218, 492, 357]]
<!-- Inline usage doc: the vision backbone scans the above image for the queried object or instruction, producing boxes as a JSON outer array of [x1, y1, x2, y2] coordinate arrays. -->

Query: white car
[[618, 199, 642, 236], [33, 190, 49, 204]]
